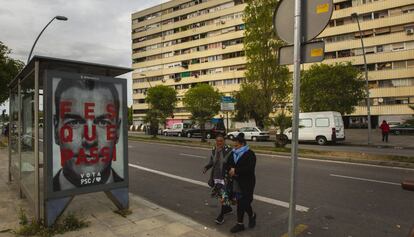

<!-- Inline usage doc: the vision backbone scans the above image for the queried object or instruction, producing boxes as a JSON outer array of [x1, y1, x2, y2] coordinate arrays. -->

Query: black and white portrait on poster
[[50, 72, 126, 193]]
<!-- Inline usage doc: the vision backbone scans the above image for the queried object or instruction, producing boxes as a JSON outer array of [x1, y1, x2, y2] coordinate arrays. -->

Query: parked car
[[284, 111, 345, 145], [163, 123, 191, 137], [184, 121, 226, 139], [227, 127, 270, 141], [390, 124, 414, 135]]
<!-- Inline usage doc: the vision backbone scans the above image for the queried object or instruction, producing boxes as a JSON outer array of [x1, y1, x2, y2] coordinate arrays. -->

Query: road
[[127, 140, 414, 237], [129, 132, 414, 157]]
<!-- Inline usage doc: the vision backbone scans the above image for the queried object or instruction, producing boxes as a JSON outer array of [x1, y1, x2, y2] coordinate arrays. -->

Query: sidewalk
[[342, 129, 414, 149], [0, 148, 228, 237]]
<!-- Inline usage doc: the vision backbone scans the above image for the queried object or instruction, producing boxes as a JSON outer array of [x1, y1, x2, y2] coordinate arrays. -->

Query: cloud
[[0, 0, 163, 109]]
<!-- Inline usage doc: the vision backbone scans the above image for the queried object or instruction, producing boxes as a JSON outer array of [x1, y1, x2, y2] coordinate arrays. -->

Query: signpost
[[274, 1, 333, 236], [221, 96, 236, 134]]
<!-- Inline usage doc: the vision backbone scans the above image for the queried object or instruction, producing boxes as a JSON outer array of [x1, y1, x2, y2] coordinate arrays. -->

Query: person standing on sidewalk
[[203, 134, 233, 225], [228, 133, 257, 233], [379, 120, 390, 143]]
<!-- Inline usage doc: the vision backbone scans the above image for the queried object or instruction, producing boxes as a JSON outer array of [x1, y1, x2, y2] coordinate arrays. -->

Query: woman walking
[[203, 134, 233, 224], [379, 120, 390, 142], [228, 133, 257, 233]]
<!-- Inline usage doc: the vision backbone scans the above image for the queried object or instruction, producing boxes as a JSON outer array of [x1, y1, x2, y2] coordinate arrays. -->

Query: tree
[[128, 106, 133, 125], [404, 105, 414, 126], [300, 62, 365, 115], [144, 85, 177, 137], [0, 41, 25, 104], [183, 84, 221, 142], [235, 0, 291, 128], [270, 108, 292, 147]]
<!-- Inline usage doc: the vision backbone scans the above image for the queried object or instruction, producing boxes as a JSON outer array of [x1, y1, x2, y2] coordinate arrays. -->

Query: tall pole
[[352, 13, 371, 144], [27, 16, 68, 64], [226, 112, 229, 135], [288, 0, 302, 236]]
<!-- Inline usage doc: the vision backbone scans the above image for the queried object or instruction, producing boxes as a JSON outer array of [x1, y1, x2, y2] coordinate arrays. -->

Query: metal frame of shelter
[[8, 55, 132, 226]]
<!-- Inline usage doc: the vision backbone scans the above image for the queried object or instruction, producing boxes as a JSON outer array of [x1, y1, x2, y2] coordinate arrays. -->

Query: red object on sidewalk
[[401, 180, 414, 191]]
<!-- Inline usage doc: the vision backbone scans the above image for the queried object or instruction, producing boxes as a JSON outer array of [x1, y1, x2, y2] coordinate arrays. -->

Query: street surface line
[[280, 224, 309, 237], [330, 174, 400, 186], [129, 163, 309, 212], [179, 153, 206, 159]]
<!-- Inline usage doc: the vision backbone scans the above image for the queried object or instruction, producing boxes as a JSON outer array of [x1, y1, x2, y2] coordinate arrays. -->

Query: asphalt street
[[129, 132, 414, 157], [127, 140, 414, 237]]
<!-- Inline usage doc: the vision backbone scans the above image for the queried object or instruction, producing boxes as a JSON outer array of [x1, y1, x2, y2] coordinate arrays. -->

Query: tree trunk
[[200, 122, 206, 142]]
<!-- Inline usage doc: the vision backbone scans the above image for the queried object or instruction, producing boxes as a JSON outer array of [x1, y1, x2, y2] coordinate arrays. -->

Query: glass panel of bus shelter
[[20, 73, 35, 201], [10, 85, 19, 177]]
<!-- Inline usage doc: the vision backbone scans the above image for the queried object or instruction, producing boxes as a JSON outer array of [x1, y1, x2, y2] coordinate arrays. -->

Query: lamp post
[[140, 73, 152, 88], [351, 12, 372, 145], [27, 15, 68, 64]]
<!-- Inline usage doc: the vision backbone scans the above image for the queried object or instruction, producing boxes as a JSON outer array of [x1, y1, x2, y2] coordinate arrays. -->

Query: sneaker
[[222, 206, 233, 215], [230, 223, 245, 233], [248, 213, 256, 228], [215, 215, 224, 225]]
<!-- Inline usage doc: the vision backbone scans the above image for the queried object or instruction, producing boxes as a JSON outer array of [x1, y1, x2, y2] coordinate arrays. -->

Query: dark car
[[390, 124, 414, 135], [184, 120, 226, 139]]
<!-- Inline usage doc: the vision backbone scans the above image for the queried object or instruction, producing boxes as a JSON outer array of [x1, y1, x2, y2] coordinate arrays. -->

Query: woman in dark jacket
[[228, 133, 256, 233], [203, 134, 233, 224]]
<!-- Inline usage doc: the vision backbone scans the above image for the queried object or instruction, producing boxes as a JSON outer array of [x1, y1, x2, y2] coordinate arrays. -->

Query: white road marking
[[173, 150, 414, 171], [330, 174, 401, 186], [128, 145, 133, 148], [179, 153, 206, 159], [129, 163, 309, 212]]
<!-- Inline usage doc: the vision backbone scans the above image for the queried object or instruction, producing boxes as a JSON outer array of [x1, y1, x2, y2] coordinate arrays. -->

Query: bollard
[[401, 180, 414, 191]]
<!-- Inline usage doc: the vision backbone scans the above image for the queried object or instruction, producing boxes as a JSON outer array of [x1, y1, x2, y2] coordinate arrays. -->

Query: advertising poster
[[46, 71, 127, 196]]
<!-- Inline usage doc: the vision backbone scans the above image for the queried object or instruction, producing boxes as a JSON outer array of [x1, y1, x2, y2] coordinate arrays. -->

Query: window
[[334, 117, 343, 127], [299, 119, 312, 128], [316, 118, 330, 127], [392, 42, 405, 51], [393, 61, 406, 69]]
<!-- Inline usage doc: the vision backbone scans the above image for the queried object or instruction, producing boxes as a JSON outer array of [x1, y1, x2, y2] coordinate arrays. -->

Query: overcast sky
[[0, 0, 167, 112]]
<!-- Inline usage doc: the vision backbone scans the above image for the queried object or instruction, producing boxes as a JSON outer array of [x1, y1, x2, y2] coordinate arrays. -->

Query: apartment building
[[131, 0, 414, 128]]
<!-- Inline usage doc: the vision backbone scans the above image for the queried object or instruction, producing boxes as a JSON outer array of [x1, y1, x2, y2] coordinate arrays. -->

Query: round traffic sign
[[274, 0, 333, 44]]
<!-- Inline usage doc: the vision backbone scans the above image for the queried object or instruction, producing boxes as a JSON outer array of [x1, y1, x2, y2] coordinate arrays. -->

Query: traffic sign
[[221, 96, 236, 103], [274, 0, 333, 44], [278, 41, 325, 65], [221, 102, 235, 111]]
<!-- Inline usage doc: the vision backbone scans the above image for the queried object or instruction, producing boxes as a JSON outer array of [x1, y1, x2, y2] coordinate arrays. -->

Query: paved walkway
[[0, 148, 228, 237], [342, 129, 414, 148]]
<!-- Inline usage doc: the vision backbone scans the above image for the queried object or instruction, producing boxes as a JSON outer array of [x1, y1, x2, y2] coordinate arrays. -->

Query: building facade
[[131, 0, 414, 128]]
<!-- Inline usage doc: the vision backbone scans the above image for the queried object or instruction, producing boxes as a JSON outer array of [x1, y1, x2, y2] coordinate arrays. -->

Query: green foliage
[[236, 0, 291, 128], [128, 106, 133, 125], [405, 105, 414, 125], [14, 209, 89, 237], [144, 85, 177, 137], [0, 41, 25, 104], [234, 84, 269, 126], [300, 62, 365, 115], [183, 84, 221, 141]]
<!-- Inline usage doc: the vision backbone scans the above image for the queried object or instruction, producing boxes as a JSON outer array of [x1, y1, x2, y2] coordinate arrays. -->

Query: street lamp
[[351, 12, 372, 145], [140, 73, 152, 88], [27, 15, 68, 64]]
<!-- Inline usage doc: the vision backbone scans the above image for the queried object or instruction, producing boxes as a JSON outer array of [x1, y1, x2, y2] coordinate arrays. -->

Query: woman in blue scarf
[[228, 133, 257, 233]]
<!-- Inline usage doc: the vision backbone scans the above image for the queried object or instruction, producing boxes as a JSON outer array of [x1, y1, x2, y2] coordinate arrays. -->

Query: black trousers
[[382, 132, 389, 142], [237, 195, 253, 223]]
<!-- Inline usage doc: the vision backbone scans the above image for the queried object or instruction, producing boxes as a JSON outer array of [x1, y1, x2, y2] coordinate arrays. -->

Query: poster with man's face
[[48, 71, 126, 194]]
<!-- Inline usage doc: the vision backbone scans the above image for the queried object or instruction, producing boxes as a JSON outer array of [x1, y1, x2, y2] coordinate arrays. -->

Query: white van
[[162, 123, 190, 137], [284, 111, 345, 145]]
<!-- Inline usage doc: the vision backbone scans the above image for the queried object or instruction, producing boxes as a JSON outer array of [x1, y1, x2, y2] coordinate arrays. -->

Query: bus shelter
[[8, 56, 131, 226]]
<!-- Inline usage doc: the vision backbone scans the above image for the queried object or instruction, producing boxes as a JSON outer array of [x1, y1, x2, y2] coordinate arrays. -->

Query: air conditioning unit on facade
[[406, 28, 414, 35]]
